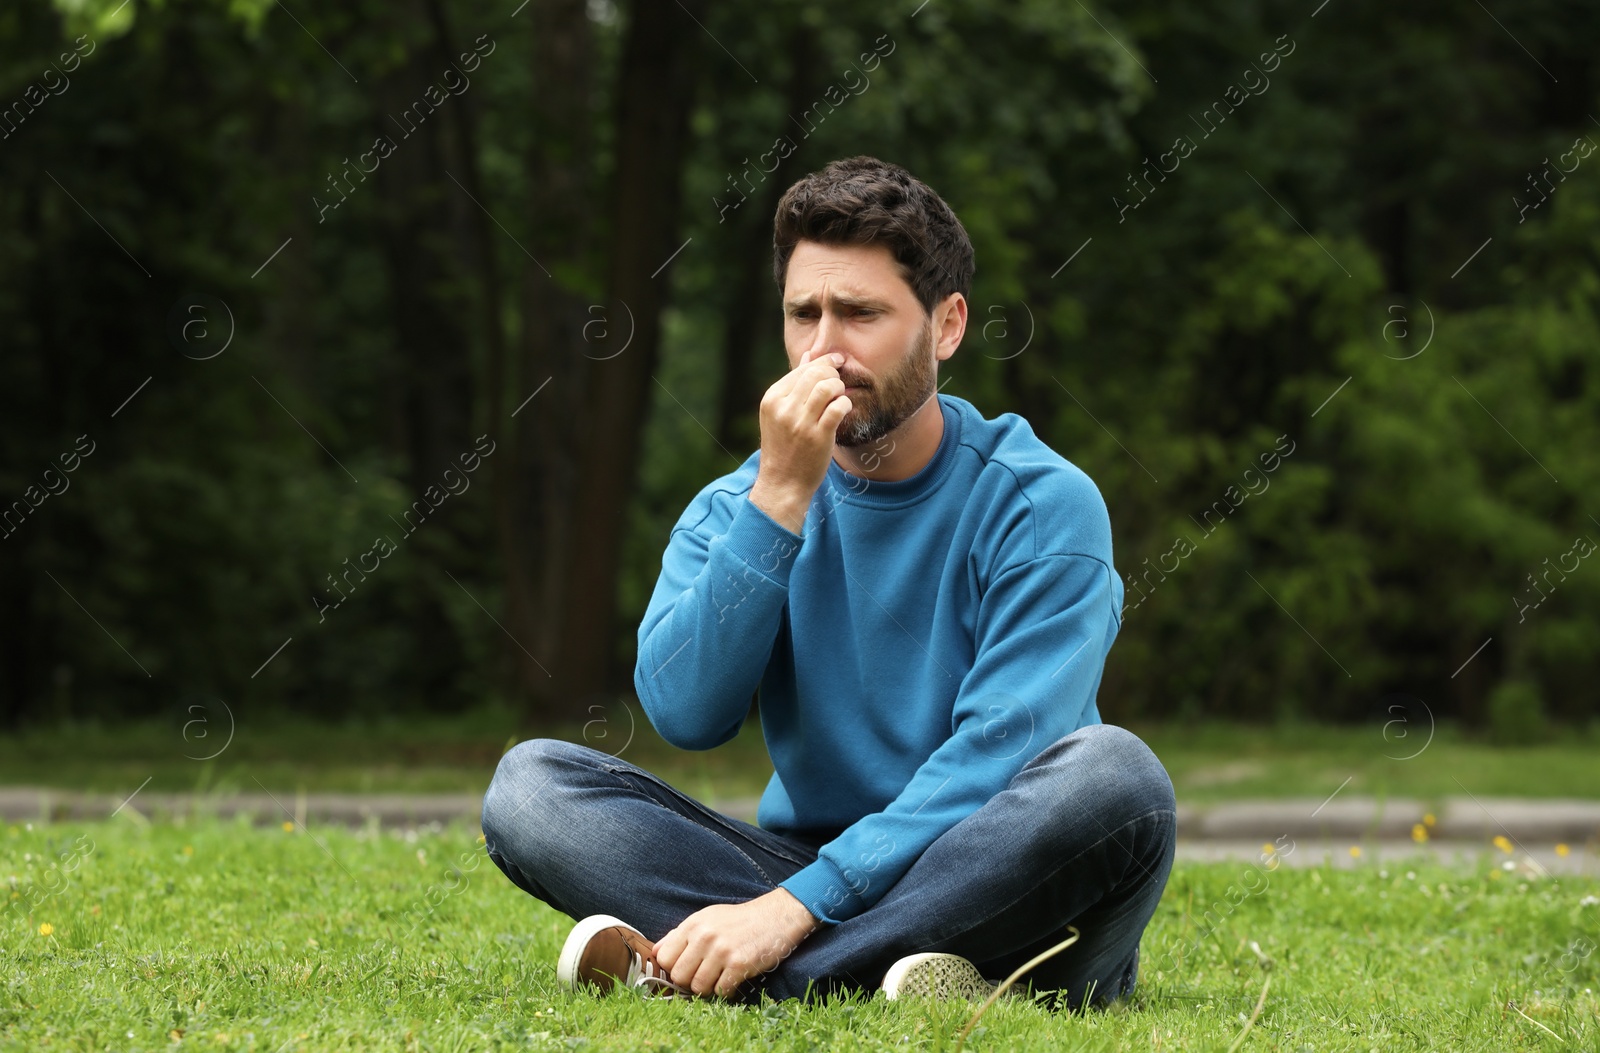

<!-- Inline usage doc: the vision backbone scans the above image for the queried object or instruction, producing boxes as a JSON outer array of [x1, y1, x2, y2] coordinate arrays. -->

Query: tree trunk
[[373, 21, 478, 698], [498, 0, 595, 710], [716, 21, 820, 452], [556, 0, 709, 710]]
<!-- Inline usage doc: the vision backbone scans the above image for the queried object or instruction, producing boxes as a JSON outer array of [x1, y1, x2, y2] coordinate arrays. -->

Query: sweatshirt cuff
[[779, 858, 866, 926], [721, 495, 803, 587]]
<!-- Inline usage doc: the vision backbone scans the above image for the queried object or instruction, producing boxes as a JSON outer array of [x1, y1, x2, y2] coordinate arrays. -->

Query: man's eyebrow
[[783, 293, 894, 312]]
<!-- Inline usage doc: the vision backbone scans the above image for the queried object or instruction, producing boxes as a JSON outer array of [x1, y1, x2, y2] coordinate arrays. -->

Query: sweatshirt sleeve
[[634, 490, 804, 750], [778, 551, 1119, 923]]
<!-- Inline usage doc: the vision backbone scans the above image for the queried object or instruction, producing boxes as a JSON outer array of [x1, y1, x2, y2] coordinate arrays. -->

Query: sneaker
[[881, 952, 1009, 1001], [557, 914, 689, 996]]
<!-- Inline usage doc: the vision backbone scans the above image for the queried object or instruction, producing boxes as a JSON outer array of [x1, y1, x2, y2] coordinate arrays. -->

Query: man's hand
[[749, 350, 852, 533], [653, 887, 820, 998]]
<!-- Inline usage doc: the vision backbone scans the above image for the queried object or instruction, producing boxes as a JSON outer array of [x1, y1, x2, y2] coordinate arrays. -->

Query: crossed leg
[[479, 723, 1176, 1008]]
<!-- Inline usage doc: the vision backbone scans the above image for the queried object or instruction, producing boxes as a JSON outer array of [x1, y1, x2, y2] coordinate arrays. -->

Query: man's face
[[781, 240, 940, 448]]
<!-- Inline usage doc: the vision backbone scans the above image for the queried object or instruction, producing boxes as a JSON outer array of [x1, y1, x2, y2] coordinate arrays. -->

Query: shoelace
[[628, 950, 687, 995]]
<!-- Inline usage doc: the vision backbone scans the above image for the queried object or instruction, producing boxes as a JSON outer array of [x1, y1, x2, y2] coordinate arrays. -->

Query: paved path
[[1174, 839, 1595, 875], [2, 787, 1596, 873]]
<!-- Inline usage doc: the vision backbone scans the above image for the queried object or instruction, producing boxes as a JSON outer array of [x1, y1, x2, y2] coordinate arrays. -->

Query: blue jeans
[[480, 722, 1176, 1007]]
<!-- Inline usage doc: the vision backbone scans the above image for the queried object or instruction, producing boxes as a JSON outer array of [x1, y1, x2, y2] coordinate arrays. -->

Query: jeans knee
[[1048, 724, 1177, 826], [1090, 724, 1173, 796], [481, 737, 580, 844]]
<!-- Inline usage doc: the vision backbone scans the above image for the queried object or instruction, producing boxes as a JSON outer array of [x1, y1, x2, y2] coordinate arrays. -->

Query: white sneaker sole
[[557, 913, 634, 989], [881, 952, 1000, 1001]]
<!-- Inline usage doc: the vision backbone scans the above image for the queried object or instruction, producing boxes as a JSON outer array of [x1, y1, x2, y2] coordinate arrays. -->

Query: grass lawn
[[3, 817, 1598, 1051], [2, 711, 1599, 807]]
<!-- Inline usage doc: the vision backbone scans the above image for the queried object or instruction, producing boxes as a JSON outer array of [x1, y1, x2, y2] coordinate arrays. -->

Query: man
[[481, 155, 1176, 1007]]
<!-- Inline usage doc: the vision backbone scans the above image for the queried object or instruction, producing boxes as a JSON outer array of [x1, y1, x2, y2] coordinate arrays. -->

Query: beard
[[834, 317, 937, 448]]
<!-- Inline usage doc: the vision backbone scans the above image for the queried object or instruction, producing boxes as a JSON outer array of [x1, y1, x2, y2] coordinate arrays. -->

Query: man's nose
[[812, 311, 844, 360]]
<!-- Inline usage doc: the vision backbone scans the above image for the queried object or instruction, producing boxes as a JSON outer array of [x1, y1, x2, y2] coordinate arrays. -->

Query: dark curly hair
[[772, 156, 975, 317]]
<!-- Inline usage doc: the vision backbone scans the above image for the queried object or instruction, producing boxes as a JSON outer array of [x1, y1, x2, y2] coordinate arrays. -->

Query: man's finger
[[689, 955, 724, 997], [770, 349, 817, 400], [668, 948, 703, 989], [653, 927, 684, 970], [771, 351, 840, 405]]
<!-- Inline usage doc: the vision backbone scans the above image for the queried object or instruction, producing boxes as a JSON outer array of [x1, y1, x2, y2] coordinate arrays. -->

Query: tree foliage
[[1, 0, 1595, 731]]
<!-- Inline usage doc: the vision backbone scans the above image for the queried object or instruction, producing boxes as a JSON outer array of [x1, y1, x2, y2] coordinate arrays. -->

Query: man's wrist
[[749, 477, 811, 535], [776, 886, 819, 935]]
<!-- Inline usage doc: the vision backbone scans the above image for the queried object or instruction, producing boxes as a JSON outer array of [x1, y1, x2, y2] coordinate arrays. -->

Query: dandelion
[[1349, 845, 1362, 859], [182, 845, 194, 856], [1555, 843, 1570, 858], [282, 821, 295, 833], [38, 923, 53, 936], [1412, 824, 1428, 843], [1423, 813, 1436, 828], [1493, 835, 1513, 854]]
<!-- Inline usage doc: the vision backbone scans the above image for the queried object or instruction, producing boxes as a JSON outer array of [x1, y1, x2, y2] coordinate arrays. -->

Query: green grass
[[3, 711, 1599, 806], [3, 817, 1598, 1051], [1143, 720, 1600, 805], [0, 709, 774, 804]]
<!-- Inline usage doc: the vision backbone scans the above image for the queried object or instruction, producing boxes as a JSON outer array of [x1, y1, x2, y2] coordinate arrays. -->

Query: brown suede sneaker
[[557, 914, 689, 996]]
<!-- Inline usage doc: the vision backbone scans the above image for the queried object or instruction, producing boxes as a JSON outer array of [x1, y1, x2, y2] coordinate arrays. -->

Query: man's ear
[[935, 292, 967, 361]]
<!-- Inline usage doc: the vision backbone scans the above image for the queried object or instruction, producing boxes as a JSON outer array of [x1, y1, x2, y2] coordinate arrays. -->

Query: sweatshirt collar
[[824, 394, 963, 510]]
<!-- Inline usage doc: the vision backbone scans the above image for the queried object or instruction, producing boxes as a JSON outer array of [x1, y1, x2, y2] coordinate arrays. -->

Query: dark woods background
[[2, 0, 1596, 737]]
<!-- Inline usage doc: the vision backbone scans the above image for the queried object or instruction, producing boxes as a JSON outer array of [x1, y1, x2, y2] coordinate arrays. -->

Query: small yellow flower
[[478, 833, 487, 844], [282, 821, 295, 833], [1412, 824, 1428, 843], [1555, 843, 1570, 857], [183, 845, 194, 856], [1261, 842, 1276, 856], [1349, 845, 1362, 859], [1493, 835, 1513, 854], [38, 923, 53, 936], [1423, 813, 1436, 828]]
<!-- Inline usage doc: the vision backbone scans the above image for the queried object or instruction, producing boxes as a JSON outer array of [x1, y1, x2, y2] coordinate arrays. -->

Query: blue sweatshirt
[[633, 393, 1123, 924]]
